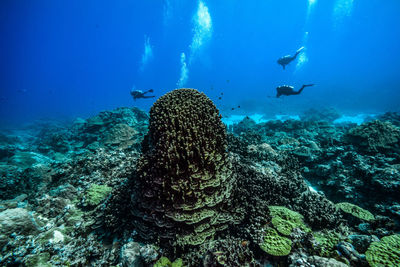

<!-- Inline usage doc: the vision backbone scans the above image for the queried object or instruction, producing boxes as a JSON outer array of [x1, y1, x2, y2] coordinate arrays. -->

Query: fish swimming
[[277, 47, 304, 70]]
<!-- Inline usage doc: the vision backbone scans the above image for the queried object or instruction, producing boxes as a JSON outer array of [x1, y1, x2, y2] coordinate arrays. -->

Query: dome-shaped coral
[[131, 88, 236, 247]]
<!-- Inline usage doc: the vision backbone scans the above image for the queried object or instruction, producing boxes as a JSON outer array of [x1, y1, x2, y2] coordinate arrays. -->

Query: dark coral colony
[[1, 88, 400, 266]]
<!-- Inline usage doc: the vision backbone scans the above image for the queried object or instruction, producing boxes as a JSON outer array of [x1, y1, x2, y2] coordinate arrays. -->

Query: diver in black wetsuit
[[276, 84, 314, 98], [130, 89, 155, 100], [277, 47, 304, 70]]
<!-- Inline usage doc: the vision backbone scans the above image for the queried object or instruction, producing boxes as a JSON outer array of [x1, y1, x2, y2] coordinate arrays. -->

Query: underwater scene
[[1, 0, 400, 266]]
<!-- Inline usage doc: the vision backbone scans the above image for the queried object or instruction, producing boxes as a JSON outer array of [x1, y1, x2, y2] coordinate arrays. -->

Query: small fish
[[220, 92, 224, 95], [226, 79, 230, 83], [231, 108, 235, 110], [237, 105, 240, 108], [218, 97, 222, 100]]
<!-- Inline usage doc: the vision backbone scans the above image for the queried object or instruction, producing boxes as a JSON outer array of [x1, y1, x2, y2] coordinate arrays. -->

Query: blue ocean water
[[1, 0, 400, 125]]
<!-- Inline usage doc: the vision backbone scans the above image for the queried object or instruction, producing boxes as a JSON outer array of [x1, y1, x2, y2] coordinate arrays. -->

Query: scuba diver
[[276, 84, 314, 98], [277, 47, 304, 70], [130, 89, 155, 100]]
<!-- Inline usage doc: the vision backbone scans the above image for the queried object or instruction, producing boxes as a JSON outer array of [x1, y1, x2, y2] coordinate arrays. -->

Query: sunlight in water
[[177, 52, 189, 87], [333, 0, 355, 29], [189, 0, 212, 62], [307, 0, 318, 19], [163, 0, 172, 25], [140, 35, 153, 72], [296, 32, 309, 71], [298, 0, 318, 72]]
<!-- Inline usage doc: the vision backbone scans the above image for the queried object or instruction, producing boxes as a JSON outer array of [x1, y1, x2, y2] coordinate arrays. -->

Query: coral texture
[[336, 202, 375, 221], [132, 88, 236, 247], [269, 206, 310, 236], [259, 228, 292, 256], [365, 234, 400, 267], [345, 120, 400, 153]]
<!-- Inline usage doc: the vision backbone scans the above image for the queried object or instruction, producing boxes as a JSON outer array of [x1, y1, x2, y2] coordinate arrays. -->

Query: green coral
[[313, 230, 342, 257], [25, 252, 51, 267], [365, 234, 400, 267], [336, 202, 374, 221], [153, 257, 183, 267], [84, 184, 112, 206], [269, 206, 311, 235], [64, 207, 84, 226], [259, 228, 292, 256], [37, 227, 72, 245]]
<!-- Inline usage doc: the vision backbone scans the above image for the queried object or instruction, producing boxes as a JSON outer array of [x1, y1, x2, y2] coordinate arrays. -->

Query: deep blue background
[[1, 0, 400, 125]]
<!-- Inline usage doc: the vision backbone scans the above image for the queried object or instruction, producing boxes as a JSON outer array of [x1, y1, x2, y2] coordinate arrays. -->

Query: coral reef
[[200, 238, 257, 266], [83, 184, 112, 207], [300, 107, 342, 122], [259, 227, 292, 256], [365, 234, 400, 266], [132, 89, 237, 247], [345, 120, 400, 153], [336, 202, 375, 222], [1, 91, 400, 267], [153, 257, 183, 267], [269, 206, 310, 236]]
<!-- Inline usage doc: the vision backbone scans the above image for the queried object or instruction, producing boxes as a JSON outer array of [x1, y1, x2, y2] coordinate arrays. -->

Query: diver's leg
[[295, 85, 306, 95], [296, 84, 314, 95], [142, 95, 155, 99]]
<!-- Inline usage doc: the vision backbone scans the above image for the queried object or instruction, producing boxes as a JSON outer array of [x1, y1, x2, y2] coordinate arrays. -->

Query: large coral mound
[[345, 120, 400, 153], [132, 88, 236, 247]]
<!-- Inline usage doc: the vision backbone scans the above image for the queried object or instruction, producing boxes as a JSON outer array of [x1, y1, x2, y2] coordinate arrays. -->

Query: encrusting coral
[[365, 234, 400, 267], [336, 202, 375, 222], [259, 228, 292, 256], [131, 88, 237, 247], [269, 206, 310, 236]]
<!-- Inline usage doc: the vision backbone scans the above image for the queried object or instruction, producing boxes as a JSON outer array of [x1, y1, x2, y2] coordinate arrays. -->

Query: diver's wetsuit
[[276, 84, 314, 98], [277, 47, 304, 70], [131, 89, 155, 100]]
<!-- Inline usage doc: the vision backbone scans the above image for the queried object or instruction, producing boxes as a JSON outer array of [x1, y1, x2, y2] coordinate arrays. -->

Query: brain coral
[[131, 88, 236, 247]]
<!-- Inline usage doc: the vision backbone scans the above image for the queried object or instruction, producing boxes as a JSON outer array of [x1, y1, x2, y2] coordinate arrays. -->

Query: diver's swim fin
[[296, 46, 305, 54]]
